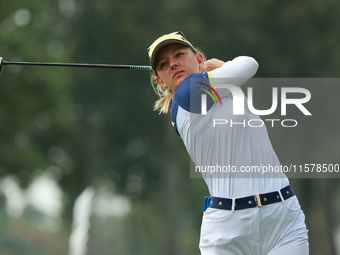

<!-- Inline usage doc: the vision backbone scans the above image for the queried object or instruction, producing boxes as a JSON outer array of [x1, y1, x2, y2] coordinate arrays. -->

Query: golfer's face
[[155, 44, 202, 91]]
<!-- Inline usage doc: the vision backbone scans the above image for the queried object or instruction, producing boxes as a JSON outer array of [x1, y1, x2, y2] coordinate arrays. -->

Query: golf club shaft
[[1, 59, 152, 70]]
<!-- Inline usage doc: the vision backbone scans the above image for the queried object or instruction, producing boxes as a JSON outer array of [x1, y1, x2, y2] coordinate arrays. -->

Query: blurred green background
[[1, 0, 340, 254]]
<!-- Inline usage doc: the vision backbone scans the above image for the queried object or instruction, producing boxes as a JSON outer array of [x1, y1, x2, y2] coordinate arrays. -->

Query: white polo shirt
[[171, 56, 289, 198]]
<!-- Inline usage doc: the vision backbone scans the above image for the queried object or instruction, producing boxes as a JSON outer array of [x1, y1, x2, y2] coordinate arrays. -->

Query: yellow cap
[[147, 31, 195, 70]]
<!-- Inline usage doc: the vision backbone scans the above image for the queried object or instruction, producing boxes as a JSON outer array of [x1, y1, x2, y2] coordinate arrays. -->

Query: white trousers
[[199, 196, 309, 255]]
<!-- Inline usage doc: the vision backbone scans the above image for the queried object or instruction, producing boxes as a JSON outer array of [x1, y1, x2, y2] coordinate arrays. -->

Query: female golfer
[[147, 31, 309, 255]]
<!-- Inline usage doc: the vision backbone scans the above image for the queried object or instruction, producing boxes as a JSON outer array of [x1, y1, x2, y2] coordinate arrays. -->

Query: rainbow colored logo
[[197, 82, 222, 106]]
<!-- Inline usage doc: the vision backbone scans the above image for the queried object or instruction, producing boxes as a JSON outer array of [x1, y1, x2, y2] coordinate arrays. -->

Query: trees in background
[[0, 0, 339, 254]]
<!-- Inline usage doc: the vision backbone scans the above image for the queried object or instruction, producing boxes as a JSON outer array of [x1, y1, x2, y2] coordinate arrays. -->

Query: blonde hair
[[150, 48, 206, 114]]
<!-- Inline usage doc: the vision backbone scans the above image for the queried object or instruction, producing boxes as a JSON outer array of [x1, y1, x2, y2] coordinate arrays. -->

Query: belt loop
[[231, 198, 235, 213], [204, 196, 211, 212], [277, 190, 285, 203]]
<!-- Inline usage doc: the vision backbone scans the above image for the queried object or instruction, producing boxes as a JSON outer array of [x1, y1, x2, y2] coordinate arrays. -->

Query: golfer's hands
[[203, 58, 225, 72]]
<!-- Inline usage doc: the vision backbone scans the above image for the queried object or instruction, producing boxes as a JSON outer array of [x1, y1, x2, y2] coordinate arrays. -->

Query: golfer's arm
[[209, 56, 259, 98]]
